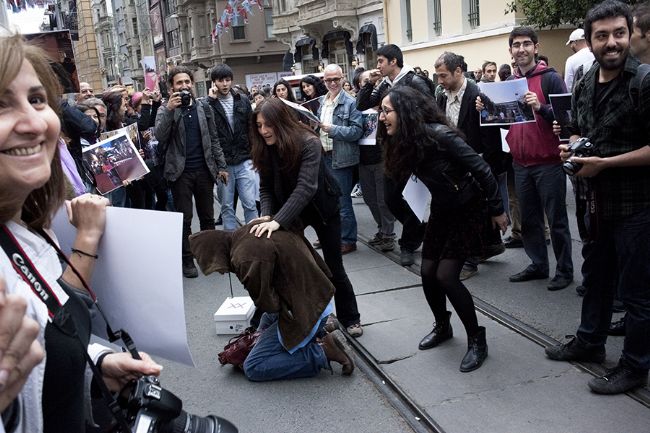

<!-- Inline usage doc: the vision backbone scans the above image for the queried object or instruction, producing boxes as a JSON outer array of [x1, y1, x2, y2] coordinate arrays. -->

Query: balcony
[[190, 44, 213, 63], [295, 0, 357, 24]]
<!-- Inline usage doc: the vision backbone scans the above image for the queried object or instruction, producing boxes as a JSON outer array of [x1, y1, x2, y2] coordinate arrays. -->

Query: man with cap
[[564, 28, 596, 91]]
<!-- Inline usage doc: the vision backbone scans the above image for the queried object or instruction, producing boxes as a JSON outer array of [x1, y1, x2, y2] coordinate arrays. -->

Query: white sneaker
[[350, 184, 362, 198]]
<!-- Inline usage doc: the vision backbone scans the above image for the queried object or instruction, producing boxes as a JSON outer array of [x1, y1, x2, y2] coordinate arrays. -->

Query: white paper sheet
[[402, 175, 431, 222], [478, 78, 536, 126], [500, 128, 511, 153], [52, 207, 194, 366]]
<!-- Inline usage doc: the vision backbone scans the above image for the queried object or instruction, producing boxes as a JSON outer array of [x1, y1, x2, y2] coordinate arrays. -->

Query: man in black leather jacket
[[356, 44, 435, 266]]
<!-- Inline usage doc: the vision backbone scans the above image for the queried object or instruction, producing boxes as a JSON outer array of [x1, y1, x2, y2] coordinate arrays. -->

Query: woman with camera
[[0, 34, 162, 433], [379, 86, 508, 372]]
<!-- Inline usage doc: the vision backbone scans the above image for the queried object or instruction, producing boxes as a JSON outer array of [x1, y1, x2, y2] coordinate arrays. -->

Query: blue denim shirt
[[318, 91, 363, 169]]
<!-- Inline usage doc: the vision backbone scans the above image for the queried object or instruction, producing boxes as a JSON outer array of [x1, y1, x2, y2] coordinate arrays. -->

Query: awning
[[294, 37, 316, 62], [283, 50, 294, 71], [322, 30, 351, 59], [356, 23, 378, 54]]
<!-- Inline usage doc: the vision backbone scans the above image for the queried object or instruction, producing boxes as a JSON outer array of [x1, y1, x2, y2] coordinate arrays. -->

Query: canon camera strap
[[0, 224, 133, 432]]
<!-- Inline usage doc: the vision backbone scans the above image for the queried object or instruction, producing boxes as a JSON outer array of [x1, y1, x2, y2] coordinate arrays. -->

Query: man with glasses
[[318, 64, 363, 256], [478, 27, 573, 291]]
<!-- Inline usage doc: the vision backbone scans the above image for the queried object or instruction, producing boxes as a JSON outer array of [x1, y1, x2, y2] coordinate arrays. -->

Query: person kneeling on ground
[[190, 224, 355, 381]]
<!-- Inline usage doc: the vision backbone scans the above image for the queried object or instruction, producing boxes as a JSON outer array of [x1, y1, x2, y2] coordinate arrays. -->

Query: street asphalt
[[156, 186, 650, 433]]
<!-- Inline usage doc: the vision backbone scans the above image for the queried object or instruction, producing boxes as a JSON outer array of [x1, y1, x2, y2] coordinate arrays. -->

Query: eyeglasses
[[378, 107, 395, 116], [324, 77, 342, 83], [511, 41, 535, 49]]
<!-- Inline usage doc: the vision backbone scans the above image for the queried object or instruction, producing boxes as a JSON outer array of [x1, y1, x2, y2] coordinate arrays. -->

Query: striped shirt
[[218, 92, 235, 131]]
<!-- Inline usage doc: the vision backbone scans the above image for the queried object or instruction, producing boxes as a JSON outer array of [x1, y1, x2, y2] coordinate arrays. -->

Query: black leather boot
[[418, 311, 453, 350], [460, 326, 488, 372]]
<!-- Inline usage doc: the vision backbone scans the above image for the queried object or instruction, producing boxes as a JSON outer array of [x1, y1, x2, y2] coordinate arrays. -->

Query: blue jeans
[[324, 154, 357, 245], [243, 313, 328, 381], [514, 163, 573, 277], [218, 160, 259, 230], [577, 208, 650, 371]]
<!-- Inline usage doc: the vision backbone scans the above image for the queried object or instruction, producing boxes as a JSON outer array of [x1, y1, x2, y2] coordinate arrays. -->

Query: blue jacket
[[317, 91, 363, 169]]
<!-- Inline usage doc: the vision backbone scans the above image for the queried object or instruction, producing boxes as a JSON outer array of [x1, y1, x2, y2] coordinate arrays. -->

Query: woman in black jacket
[[248, 98, 362, 336], [379, 86, 508, 372]]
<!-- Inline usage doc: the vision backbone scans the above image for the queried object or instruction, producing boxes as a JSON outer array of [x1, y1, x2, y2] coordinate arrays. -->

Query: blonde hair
[[0, 34, 65, 228]]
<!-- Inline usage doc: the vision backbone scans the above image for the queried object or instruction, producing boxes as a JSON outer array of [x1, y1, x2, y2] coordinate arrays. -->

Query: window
[[132, 17, 138, 35], [232, 13, 246, 40], [167, 28, 180, 49], [468, 0, 479, 28], [164, 0, 177, 16], [404, 0, 412, 42], [431, 0, 441, 35], [264, 8, 274, 39]]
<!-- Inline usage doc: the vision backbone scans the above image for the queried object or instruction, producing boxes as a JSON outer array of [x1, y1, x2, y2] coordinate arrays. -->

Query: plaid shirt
[[569, 55, 650, 220]]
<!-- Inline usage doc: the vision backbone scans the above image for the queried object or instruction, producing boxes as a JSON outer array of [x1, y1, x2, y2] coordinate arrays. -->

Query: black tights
[[421, 258, 479, 337]]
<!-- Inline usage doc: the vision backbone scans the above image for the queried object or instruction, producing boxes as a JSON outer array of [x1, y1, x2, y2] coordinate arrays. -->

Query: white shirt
[[564, 47, 595, 91], [319, 91, 341, 152], [444, 78, 467, 127]]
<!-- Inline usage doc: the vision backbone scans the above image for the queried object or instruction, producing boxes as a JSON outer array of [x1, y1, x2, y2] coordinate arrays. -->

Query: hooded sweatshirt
[[506, 61, 566, 167]]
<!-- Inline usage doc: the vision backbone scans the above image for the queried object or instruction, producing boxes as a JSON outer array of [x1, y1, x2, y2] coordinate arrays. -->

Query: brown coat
[[189, 224, 334, 350]]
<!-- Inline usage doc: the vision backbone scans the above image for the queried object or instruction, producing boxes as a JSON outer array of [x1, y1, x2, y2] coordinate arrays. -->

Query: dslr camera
[[180, 90, 192, 107], [562, 137, 595, 176], [118, 375, 237, 433]]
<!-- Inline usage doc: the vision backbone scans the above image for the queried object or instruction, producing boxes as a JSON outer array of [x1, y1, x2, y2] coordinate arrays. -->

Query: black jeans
[[383, 175, 426, 252], [309, 214, 360, 328], [170, 167, 216, 264], [577, 207, 650, 371]]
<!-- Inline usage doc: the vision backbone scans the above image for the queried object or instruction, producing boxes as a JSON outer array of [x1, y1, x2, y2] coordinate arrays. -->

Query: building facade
[[271, 0, 385, 78], [164, 0, 288, 96], [92, 0, 118, 88], [386, 0, 576, 77]]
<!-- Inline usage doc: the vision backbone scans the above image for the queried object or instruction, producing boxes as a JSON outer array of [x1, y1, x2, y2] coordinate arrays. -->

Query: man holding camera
[[155, 66, 228, 278], [545, 0, 650, 395]]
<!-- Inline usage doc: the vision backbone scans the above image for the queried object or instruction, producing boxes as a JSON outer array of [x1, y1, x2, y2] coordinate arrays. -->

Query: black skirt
[[421, 199, 492, 261]]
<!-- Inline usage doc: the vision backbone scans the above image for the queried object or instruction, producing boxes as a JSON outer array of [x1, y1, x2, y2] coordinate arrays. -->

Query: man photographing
[[155, 66, 228, 278], [545, 0, 650, 395]]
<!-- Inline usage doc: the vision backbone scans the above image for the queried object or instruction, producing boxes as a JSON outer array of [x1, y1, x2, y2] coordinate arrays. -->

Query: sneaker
[[400, 249, 415, 266], [368, 233, 383, 246], [378, 237, 395, 252], [320, 330, 355, 375], [183, 262, 199, 278], [350, 184, 363, 198], [313, 240, 322, 249], [346, 323, 363, 338], [608, 316, 626, 336], [588, 361, 648, 395], [460, 263, 478, 281], [545, 336, 605, 363]]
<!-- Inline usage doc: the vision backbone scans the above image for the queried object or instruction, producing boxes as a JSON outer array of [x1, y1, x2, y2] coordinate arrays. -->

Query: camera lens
[[159, 411, 238, 433]]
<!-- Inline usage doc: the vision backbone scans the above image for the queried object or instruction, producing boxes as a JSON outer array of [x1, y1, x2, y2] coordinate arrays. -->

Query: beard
[[594, 45, 629, 70]]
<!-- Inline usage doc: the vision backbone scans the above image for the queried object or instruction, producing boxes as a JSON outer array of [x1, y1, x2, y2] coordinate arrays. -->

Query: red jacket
[[506, 61, 566, 167]]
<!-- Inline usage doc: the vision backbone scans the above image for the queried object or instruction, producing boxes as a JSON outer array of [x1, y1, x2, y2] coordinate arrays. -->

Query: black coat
[[208, 91, 253, 165], [357, 71, 434, 111], [414, 123, 504, 216]]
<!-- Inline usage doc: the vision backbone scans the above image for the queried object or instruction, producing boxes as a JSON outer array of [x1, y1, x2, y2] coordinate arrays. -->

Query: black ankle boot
[[460, 326, 487, 372], [418, 311, 453, 350]]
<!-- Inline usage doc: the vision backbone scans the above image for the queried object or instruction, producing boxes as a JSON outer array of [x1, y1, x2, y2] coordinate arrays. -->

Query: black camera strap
[[0, 225, 133, 432]]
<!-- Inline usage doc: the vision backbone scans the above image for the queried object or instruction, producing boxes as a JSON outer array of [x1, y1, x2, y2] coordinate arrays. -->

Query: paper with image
[[52, 206, 194, 366], [360, 109, 379, 145], [478, 78, 536, 126], [82, 131, 149, 195]]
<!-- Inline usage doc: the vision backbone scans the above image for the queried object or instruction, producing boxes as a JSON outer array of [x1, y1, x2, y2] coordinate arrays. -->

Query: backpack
[[402, 71, 437, 97], [575, 62, 650, 111]]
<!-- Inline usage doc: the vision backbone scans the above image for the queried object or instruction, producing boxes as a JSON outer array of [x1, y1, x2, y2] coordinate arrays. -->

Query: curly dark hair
[[102, 91, 125, 131], [272, 78, 297, 103], [249, 98, 317, 177], [379, 86, 451, 181], [299, 75, 327, 101]]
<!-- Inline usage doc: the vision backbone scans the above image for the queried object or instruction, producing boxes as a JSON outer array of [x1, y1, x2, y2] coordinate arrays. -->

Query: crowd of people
[[0, 0, 649, 430]]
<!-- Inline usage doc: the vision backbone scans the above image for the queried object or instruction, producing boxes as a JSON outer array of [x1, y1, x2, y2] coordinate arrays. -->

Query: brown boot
[[320, 330, 355, 375]]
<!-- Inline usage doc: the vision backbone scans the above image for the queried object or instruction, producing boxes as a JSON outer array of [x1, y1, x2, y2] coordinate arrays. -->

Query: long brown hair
[[0, 35, 65, 229], [249, 98, 317, 176]]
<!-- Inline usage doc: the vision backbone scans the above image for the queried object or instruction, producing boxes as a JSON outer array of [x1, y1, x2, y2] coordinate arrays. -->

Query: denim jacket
[[318, 91, 363, 169]]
